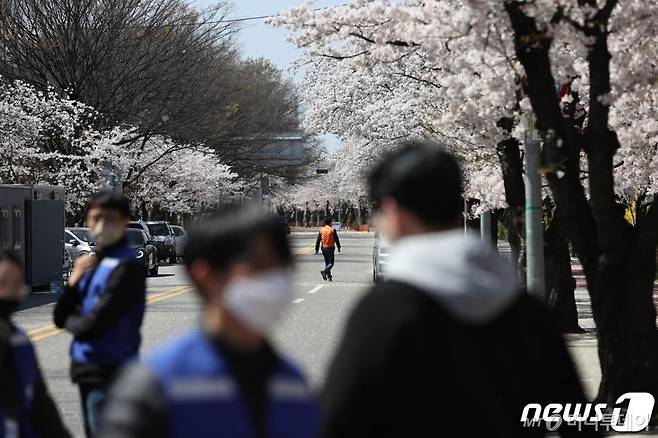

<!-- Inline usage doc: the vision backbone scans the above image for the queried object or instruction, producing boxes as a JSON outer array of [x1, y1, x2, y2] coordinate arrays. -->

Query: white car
[[373, 234, 390, 283], [65, 227, 95, 261], [170, 225, 187, 260]]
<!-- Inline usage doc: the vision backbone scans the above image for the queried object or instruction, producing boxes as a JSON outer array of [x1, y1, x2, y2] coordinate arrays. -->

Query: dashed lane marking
[[307, 285, 325, 295], [293, 298, 305, 304]]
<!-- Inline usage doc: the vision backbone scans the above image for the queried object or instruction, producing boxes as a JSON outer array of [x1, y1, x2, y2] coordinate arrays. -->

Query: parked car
[[62, 247, 73, 281], [125, 229, 159, 277], [169, 225, 187, 260], [64, 227, 95, 261], [373, 233, 390, 283], [128, 221, 176, 264]]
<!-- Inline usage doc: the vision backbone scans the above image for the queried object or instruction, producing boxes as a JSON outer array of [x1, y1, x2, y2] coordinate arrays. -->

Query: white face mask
[[90, 220, 124, 250], [222, 269, 293, 335]]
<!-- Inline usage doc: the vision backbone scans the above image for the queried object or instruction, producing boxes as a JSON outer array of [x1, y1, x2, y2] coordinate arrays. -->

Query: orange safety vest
[[320, 225, 335, 248]]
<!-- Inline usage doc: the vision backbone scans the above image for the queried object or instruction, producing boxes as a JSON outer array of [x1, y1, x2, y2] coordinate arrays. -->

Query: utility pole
[[524, 116, 546, 298]]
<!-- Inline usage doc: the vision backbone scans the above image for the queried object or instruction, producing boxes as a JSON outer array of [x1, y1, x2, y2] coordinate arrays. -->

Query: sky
[[194, 0, 346, 152]]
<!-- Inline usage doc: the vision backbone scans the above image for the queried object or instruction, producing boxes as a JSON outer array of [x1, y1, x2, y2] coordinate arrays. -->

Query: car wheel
[[169, 253, 177, 265], [149, 265, 159, 277]]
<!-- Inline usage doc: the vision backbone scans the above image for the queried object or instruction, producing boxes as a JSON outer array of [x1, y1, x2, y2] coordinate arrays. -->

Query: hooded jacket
[[385, 230, 520, 323], [321, 230, 598, 438]]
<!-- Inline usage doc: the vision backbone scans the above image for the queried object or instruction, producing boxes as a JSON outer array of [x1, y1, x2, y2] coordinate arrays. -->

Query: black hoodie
[[321, 231, 600, 437]]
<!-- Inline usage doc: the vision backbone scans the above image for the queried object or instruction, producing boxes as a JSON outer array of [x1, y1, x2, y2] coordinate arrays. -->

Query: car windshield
[[126, 230, 145, 245], [172, 227, 184, 236], [147, 223, 170, 236], [127, 223, 143, 230], [70, 228, 93, 243]]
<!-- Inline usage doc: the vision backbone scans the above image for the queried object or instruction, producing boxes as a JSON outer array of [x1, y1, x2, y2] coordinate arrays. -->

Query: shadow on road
[[18, 292, 60, 311]]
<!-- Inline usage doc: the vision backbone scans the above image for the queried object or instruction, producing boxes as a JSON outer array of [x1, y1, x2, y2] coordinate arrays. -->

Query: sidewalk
[[498, 243, 658, 436], [496, 243, 647, 399], [566, 260, 658, 401]]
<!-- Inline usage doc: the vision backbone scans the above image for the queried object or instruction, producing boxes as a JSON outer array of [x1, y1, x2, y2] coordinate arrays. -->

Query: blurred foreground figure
[[54, 191, 146, 437], [0, 250, 70, 438], [99, 207, 319, 438], [321, 142, 598, 437]]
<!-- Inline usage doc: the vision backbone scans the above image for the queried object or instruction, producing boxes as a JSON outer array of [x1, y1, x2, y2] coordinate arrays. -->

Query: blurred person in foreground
[[54, 191, 146, 437], [0, 250, 71, 438], [99, 207, 319, 438], [321, 141, 598, 437]]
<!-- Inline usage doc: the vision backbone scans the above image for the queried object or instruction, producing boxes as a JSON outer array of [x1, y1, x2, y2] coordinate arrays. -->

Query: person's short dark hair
[[184, 206, 292, 273], [0, 249, 23, 270], [86, 190, 131, 219], [368, 141, 463, 227], [324, 217, 333, 226]]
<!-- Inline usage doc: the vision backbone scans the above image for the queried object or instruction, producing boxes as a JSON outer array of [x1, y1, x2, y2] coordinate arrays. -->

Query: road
[[13, 231, 374, 436]]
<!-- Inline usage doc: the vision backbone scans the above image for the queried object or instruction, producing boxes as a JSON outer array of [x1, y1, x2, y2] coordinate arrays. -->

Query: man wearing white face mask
[[54, 191, 146, 437], [99, 207, 319, 438]]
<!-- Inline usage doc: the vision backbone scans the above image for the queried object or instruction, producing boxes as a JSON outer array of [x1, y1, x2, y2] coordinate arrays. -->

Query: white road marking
[[306, 285, 325, 295], [293, 298, 305, 304]]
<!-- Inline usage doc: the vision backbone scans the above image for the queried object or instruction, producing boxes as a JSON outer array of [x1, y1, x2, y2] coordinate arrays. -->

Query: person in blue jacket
[[54, 191, 146, 437], [0, 249, 71, 438], [99, 207, 319, 438]]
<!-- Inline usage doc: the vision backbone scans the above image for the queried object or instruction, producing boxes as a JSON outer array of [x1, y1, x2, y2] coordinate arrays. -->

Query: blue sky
[[194, 1, 345, 152], [194, 1, 344, 70]]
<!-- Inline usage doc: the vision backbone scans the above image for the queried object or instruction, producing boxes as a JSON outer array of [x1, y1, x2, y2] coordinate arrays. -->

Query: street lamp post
[[523, 116, 546, 298]]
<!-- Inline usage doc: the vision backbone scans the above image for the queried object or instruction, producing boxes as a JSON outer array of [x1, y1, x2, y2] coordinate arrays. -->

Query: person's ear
[[188, 261, 228, 304], [187, 260, 212, 292], [378, 197, 402, 241]]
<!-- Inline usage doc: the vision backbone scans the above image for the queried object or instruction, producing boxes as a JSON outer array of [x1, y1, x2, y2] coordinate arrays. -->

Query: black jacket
[[321, 281, 599, 438], [53, 239, 145, 384], [0, 320, 71, 438]]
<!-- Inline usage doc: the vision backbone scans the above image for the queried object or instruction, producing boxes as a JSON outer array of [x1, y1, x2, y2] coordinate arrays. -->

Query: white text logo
[[521, 392, 655, 432]]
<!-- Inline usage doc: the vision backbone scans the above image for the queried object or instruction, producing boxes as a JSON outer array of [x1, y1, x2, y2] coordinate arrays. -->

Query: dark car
[[125, 229, 159, 277], [145, 221, 176, 264], [128, 221, 176, 264]]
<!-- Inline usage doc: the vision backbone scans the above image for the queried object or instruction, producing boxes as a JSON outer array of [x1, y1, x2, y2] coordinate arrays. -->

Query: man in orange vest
[[315, 217, 341, 281]]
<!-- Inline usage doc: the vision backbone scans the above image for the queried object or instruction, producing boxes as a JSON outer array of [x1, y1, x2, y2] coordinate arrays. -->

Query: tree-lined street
[[14, 232, 373, 436], [1, 0, 658, 435]]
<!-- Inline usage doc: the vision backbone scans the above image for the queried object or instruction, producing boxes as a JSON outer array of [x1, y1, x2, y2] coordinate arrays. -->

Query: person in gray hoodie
[[320, 141, 599, 438]]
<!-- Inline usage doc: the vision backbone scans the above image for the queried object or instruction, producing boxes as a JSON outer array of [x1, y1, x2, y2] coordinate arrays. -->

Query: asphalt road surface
[[13, 231, 374, 436]]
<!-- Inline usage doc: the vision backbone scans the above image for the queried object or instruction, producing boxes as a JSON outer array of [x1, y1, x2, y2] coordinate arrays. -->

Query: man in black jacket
[[54, 191, 146, 437], [0, 249, 71, 438], [321, 142, 599, 437]]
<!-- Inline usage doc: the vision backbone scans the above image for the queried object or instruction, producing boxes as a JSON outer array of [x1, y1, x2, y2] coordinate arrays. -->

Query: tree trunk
[[505, 2, 658, 405], [544, 207, 582, 333], [594, 210, 658, 404], [496, 130, 526, 273], [503, 208, 524, 276]]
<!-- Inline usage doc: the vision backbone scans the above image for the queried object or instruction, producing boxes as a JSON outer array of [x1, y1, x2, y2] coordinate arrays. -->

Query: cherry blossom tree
[[0, 77, 239, 220], [273, 0, 658, 403]]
